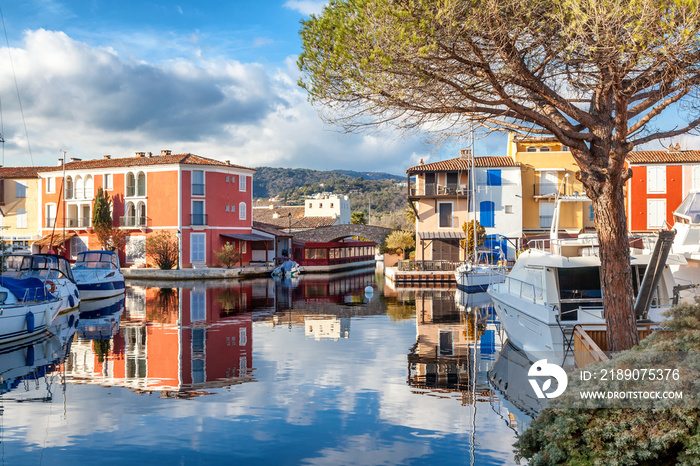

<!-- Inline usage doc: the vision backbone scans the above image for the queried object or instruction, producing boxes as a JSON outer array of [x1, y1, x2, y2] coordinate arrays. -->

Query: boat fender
[[74, 289, 80, 299], [45, 280, 56, 293], [68, 295, 75, 309], [26, 311, 35, 333], [25, 345, 34, 366], [68, 314, 75, 327]]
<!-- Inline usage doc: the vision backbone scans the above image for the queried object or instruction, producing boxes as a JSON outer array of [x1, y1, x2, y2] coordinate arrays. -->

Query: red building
[[626, 149, 700, 232], [37, 151, 257, 267]]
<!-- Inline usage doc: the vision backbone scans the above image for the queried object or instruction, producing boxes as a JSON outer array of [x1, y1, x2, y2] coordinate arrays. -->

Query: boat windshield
[[74, 252, 120, 270], [674, 191, 700, 222], [3, 254, 77, 283]]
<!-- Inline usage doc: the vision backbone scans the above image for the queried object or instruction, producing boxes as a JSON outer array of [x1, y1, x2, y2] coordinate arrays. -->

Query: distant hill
[[252, 166, 411, 230], [252, 166, 402, 199]]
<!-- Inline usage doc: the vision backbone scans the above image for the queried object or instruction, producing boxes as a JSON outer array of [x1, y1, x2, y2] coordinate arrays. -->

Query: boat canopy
[[0, 277, 54, 302], [2, 254, 76, 283], [674, 190, 700, 223], [74, 251, 120, 269]]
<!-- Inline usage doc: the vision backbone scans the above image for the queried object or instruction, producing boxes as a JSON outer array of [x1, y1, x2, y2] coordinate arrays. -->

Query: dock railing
[[397, 260, 461, 272]]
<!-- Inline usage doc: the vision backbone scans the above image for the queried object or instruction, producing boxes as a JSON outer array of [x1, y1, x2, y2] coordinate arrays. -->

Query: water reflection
[[0, 268, 535, 465]]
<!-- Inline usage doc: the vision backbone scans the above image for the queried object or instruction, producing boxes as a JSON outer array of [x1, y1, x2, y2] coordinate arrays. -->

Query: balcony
[[533, 182, 588, 198], [410, 183, 469, 198], [65, 217, 91, 229], [190, 214, 208, 226], [120, 216, 147, 228], [191, 183, 205, 196]]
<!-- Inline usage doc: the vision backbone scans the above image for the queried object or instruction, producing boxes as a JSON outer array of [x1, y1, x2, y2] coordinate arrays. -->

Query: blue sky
[[0, 1, 689, 177], [0, 0, 477, 176]]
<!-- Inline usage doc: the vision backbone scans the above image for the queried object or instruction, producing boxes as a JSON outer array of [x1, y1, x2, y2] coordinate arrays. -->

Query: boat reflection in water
[[77, 294, 125, 341], [0, 307, 79, 399]]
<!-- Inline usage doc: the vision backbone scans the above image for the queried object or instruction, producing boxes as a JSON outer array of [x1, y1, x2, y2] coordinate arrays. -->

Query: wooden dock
[[574, 323, 663, 368]]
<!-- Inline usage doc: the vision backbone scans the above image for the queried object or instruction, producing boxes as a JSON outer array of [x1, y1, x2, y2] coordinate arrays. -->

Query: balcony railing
[[411, 183, 468, 197], [191, 183, 205, 196], [65, 217, 90, 228], [46, 217, 55, 228], [533, 182, 588, 197], [398, 260, 462, 272], [190, 214, 208, 226], [120, 216, 147, 228]]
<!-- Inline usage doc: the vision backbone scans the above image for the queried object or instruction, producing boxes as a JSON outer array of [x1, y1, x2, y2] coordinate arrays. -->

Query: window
[[239, 175, 247, 191], [126, 235, 146, 263], [647, 199, 667, 229], [191, 233, 206, 262], [239, 327, 247, 346], [104, 174, 113, 190], [46, 177, 55, 193], [230, 175, 236, 184], [438, 202, 453, 228], [225, 205, 230, 212], [137, 202, 147, 227], [230, 204, 235, 213], [70, 236, 88, 259], [15, 181, 27, 198], [539, 201, 555, 228], [330, 203, 334, 208], [540, 147, 551, 152], [191, 291, 206, 322], [136, 172, 146, 196], [46, 204, 57, 228], [126, 173, 136, 197], [505, 205, 513, 214], [589, 205, 595, 221], [480, 201, 495, 228], [647, 166, 666, 194], [85, 175, 94, 199], [192, 200, 206, 225], [539, 171, 559, 196], [192, 170, 204, 196], [65, 176, 74, 199], [562, 146, 569, 152], [225, 175, 230, 183], [242, 241, 247, 253], [239, 202, 247, 220], [526, 146, 537, 152], [76, 176, 85, 199], [16, 208, 27, 228], [486, 169, 501, 186], [693, 166, 700, 190]]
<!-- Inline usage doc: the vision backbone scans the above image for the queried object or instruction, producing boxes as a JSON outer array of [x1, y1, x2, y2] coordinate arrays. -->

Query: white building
[[304, 194, 351, 224]]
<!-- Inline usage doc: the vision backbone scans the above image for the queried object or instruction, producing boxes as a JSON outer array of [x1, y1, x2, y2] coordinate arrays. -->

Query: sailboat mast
[[471, 130, 477, 264]]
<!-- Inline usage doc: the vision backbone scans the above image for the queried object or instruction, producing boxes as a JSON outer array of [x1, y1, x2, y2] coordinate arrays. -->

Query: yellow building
[[0, 166, 57, 250], [508, 133, 594, 236]]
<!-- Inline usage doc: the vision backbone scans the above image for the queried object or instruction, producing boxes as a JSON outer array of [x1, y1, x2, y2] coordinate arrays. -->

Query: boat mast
[[471, 129, 477, 264]]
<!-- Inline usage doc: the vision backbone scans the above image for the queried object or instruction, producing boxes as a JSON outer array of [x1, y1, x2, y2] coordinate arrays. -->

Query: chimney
[[70, 157, 82, 162], [419, 158, 424, 165], [161, 150, 172, 156], [147, 152, 153, 157], [103, 155, 111, 159], [135, 152, 146, 157], [226, 160, 231, 165], [58, 159, 64, 166]]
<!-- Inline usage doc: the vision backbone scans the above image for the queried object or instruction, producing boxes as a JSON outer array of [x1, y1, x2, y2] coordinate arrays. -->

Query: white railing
[[498, 275, 543, 303]]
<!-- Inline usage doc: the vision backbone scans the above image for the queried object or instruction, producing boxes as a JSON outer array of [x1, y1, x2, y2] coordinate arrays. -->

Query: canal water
[[0, 268, 532, 465]]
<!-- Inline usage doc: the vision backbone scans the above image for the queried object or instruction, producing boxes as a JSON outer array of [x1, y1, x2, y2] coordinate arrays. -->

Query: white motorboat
[[0, 275, 64, 344], [487, 233, 684, 363], [72, 251, 125, 300], [671, 190, 700, 261], [2, 254, 80, 319]]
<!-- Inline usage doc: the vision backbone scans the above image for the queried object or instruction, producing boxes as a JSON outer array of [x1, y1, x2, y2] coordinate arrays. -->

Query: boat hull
[[76, 280, 126, 300], [0, 300, 63, 345], [455, 267, 505, 293]]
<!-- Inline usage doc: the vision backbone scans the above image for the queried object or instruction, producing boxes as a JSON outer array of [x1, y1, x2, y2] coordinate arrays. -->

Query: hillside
[[253, 166, 411, 230]]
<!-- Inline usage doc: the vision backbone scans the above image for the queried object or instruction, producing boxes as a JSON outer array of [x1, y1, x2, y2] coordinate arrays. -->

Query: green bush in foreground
[[514, 302, 700, 465]]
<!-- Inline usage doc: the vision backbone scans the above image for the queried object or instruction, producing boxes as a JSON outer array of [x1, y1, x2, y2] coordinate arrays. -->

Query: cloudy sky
[[0, 1, 691, 176], [0, 0, 493, 175]]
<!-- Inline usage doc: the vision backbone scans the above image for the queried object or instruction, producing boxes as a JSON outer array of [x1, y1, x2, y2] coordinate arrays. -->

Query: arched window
[[125, 202, 136, 227], [239, 202, 247, 220], [65, 176, 74, 199], [85, 175, 94, 199], [480, 201, 495, 228], [539, 146, 551, 152], [136, 172, 146, 196], [526, 146, 537, 152], [126, 172, 136, 197], [75, 176, 84, 199], [137, 201, 147, 227]]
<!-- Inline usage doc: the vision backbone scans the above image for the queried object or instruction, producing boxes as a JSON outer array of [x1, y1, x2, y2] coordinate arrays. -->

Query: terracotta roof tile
[[406, 153, 517, 173], [626, 151, 700, 164], [0, 166, 58, 178], [35, 153, 255, 172]]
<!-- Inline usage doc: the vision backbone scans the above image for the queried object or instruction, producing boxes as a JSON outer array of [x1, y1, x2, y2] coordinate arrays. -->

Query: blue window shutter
[[480, 201, 495, 228], [486, 169, 501, 186], [589, 205, 594, 221]]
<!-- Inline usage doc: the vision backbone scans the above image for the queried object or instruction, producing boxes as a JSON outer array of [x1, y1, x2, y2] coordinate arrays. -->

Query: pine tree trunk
[[591, 172, 639, 352]]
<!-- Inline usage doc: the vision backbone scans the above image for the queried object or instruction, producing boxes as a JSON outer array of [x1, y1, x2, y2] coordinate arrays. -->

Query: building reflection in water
[[66, 285, 254, 398], [407, 288, 536, 434]]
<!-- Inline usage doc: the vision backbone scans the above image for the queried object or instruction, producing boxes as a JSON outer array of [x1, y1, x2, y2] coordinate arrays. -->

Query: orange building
[[37, 151, 257, 267]]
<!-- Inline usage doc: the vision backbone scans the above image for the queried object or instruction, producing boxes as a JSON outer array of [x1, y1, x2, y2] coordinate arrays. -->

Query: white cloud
[[283, 0, 327, 16], [0, 28, 442, 175]]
